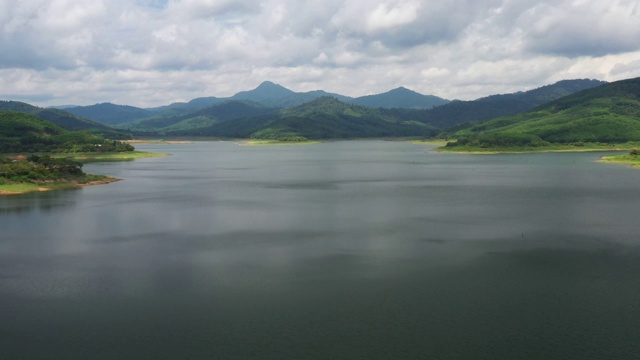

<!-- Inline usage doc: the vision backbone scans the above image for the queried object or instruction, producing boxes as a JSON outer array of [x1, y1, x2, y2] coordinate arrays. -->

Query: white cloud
[[1, 0, 640, 107], [366, 1, 420, 32]]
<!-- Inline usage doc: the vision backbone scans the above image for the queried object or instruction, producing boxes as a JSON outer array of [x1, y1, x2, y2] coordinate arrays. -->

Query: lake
[[1, 141, 640, 359]]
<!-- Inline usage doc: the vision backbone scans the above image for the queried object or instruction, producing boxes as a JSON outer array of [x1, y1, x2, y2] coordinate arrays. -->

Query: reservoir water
[[1, 141, 640, 359]]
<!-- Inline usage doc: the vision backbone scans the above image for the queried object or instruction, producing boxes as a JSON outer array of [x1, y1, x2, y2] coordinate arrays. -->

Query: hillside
[[146, 97, 223, 115], [124, 100, 278, 133], [351, 87, 449, 109], [445, 77, 640, 149], [80, 81, 449, 128], [0, 101, 131, 139], [0, 111, 134, 153], [423, 79, 606, 129], [174, 97, 438, 140], [66, 103, 154, 125]]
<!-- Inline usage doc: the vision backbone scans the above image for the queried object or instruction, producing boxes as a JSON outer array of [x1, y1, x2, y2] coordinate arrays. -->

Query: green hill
[[423, 79, 606, 129], [446, 77, 640, 150], [0, 101, 131, 139], [125, 101, 278, 133], [175, 97, 438, 140], [351, 87, 449, 109], [0, 111, 134, 153], [66, 103, 154, 125], [139, 81, 448, 120]]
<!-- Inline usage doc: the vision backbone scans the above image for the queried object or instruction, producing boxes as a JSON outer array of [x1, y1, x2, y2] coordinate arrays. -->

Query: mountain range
[[0, 101, 131, 139], [169, 97, 439, 140], [59, 79, 605, 136], [64, 81, 450, 126], [4, 77, 636, 145]]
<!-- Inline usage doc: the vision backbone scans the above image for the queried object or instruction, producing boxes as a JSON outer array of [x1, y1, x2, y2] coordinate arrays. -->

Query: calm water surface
[[1, 141, 640, 359]]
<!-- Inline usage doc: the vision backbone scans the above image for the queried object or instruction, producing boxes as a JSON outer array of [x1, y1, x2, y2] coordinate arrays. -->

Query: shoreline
[[1, 150, 167, 196], [0, 176, 120, 196], [433, 145, 638, 155], [61, 150, 170, 162], [124, 140, 193, 145], [237, 139, 322, 146], [598, 154, 640, 168]]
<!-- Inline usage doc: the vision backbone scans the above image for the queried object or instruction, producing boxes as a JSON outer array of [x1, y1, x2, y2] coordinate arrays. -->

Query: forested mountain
[[9, 78, 622, 142], [0, 111, 133, 153], [0, 101, 131, 139], [227, 81, 353, 108], [423, 79, 606, 129], [146, 97, 223, 114], [351, 87, 449, 109], [173, 97, 439, 140], [124, 100, 278, 132], [66, 103, 154, 125], [446, 77, 640, 148], [58, 81, 450, 126]]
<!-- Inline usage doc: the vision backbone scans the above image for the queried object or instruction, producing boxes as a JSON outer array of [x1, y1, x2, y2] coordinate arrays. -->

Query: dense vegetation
[[351, 87, 449, 109], [4, 78, 626, 143], [66, 103, 154, 126], [123, 100, 278, 133], [0, 111, 134, 153], [71, 81, 447, 129], [600, 149, 640, 168], [444, 77, 640, 150], [423, 79, 606, 129], [171, 97, 439, 140], [0, 101, 132, 139], [44, 79, 606, 141], [0, 155, 84, 184]]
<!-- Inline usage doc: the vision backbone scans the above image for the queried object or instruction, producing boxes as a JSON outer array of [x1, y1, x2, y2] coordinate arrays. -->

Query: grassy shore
[[435, 142, 640, 154], [124, 140, 192, 144], [0, 175, 119, 196], [1, 151, 167, 196], [54, 151, 169, 162], [599, 154, 640, 168], [238, 139, 322, 146], [409, 139, 450, 147]]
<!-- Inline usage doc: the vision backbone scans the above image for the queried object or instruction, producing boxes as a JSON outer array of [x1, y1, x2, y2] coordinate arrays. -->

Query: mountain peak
[[256, 80, 279, 88], [388, 86, 416, 94], [232, 81, 296, 101], [254, 81, 293, 93], [351, 87, 449, 109]]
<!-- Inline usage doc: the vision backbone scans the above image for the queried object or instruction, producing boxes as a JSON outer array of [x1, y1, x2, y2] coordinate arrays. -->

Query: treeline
[[1, 133, 135, 153], [0, 155, 84, 184], [446, 133, 550, 148]]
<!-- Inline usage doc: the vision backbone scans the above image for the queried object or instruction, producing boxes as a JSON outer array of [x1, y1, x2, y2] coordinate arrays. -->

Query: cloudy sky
[[1, 0, 640, 107]]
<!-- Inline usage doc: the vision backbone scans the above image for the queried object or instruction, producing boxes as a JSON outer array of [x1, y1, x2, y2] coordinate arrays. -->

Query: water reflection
[[2, 142, 640, 359], [0, 189, 79, 215]]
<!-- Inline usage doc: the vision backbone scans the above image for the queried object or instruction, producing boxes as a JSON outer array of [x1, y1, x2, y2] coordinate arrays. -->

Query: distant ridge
[[448, 77, 640, 147], [124, 100, 278, 132], [66, 103, 154, 126], [38, 78, 610, 139], [171, 96, 439, 140], [0, 100, 131, 139], [231, 81, 296, 101], [351, 87, 449, 109], [422, 79, 606, 129], [56, 81, 450, 125]]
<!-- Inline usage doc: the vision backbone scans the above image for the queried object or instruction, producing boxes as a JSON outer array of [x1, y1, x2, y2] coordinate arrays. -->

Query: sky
[[1, 0, 640, 108]]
